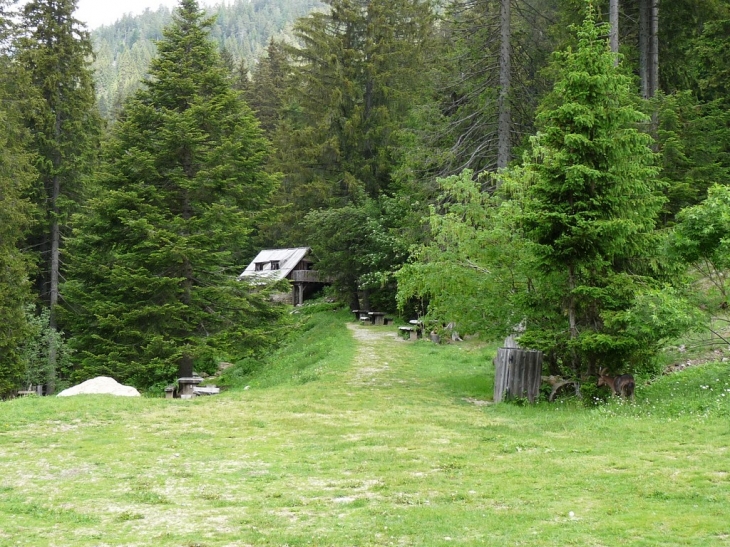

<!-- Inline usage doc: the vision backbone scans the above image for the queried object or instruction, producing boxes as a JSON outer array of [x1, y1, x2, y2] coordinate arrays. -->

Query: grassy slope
[[0, 307, 728, 546]]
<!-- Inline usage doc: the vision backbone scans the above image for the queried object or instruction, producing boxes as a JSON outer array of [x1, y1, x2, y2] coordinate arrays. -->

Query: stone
[[57, 376, 140, 397]]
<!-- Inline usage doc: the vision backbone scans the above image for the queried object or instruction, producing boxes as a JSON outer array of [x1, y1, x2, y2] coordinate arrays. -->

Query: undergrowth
[[602, 361, 730, 419], [216, 301, 355, 389]]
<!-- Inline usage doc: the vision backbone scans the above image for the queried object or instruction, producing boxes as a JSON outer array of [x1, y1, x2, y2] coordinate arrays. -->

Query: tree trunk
[[49, 192, 60, 328], [609, 0, 619, 65], [567, 264, 579, 376], [179, 255, 194, 379], [359, 289, 371, 312], [49, 96, 63, 321], [180, 169, 194, 379], [179, 353, 194, 378], [497, 0, 511, 171], [639, 0, 649, 98], [639, 0, 659, 99], [47, 105, 62, 395], [650, 0, 659, 97]]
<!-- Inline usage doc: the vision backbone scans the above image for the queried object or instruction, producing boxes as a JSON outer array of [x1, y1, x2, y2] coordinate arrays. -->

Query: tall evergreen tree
[[655, 4, 730, 223], [398, 0, 557, 190], [520, 9, 666, 376], [398, 8, 694, 379], [63, 0, 281, 388], [270, 0, 437, 240], [0, 3, 37, 397], [246, 39, 287, 137], [16, 0, 100, 328]]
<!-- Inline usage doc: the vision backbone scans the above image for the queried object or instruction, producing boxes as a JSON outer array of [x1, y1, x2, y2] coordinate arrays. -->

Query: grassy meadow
[[1, 306, 729, 546]]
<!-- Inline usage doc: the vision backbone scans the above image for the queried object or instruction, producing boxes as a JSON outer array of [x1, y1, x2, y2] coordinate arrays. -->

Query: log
[[493, 347, 543, 403], [541, 375, 581, 402]]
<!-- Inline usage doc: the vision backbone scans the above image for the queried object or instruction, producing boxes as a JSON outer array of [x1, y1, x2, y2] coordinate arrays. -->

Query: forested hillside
[[91, 0, 322, 117], [1, 0, 729, 396]]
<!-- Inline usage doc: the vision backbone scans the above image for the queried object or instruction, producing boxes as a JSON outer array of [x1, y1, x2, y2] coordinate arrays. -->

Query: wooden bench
[[399, 326, 421, 340], [17, 384, 43, 397]]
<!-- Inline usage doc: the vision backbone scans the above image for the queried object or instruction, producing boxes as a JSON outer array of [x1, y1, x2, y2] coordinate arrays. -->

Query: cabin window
[[255, 262, 265, 271], [270, 261, 280, 270]]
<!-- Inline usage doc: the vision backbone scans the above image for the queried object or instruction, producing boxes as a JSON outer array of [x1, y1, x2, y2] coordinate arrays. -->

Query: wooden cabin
[[238, 247, 328, 305]]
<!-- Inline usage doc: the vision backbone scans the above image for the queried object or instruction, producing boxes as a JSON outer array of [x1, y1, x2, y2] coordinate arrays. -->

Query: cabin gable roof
[[238, 247, 311, 282]]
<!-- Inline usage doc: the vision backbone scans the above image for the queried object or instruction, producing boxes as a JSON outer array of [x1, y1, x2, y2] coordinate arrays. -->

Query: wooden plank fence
[[493, 347, 543, 403]]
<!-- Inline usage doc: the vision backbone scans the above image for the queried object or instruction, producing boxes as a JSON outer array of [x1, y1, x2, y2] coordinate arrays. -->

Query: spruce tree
[[63, 0, 280, 388], [16, 0, 100, 329], [520, 9, 664, 376], [398, 0, 558, 191], [398, 8, 692, 378], [0, 4, 36, 397], [271, 0, 437, 240], [246, 39, 287, 137]]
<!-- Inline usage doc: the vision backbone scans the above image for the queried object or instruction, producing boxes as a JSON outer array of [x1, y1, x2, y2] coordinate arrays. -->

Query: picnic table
[[368, 311, 387, 326]]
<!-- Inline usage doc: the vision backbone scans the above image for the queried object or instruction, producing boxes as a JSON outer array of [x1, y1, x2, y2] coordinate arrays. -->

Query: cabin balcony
[[289, 270, 323, 283]]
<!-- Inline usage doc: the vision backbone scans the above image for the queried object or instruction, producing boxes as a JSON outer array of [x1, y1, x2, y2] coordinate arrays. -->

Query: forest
[[0, 0, 729, 396], [91, 0, 323, 118]]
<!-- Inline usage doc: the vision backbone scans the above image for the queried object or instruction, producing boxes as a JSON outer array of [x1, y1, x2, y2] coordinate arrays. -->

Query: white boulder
[[57, 376, 140, 397]]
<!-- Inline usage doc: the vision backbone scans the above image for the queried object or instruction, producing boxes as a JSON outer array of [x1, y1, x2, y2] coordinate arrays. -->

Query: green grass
[[0, 308, 729, 546]]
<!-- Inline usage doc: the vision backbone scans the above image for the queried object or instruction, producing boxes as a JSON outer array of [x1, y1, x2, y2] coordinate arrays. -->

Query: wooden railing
[[289, 270, 323, 283]]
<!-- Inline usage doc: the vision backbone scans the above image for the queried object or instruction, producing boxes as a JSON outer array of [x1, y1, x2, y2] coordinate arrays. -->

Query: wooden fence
[[493, 347, 543, 403]]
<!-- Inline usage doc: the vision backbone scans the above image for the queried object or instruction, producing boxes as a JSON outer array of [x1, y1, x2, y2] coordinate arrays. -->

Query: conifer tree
[[399, 0, 557, 190], [232, 57, 251, 96], [0, 4, 36, 397], [398, 8, 693, 378], [520, 9, 665, 376], [246, 39, 287, 137], [16, 0, 100, 330], [271, 0, 436, 239], [63, 0, 280, 388]]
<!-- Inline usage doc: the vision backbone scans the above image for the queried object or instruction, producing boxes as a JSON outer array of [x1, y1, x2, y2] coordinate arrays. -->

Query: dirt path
[[346, 323, 404, 386]]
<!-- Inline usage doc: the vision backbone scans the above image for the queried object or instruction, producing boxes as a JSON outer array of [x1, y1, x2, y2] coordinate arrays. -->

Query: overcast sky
[[76, 0, 219, 30]]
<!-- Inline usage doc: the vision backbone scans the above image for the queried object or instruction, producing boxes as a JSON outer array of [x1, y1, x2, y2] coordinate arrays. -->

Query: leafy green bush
[[19, 306, 73, 392], [580, 381, 611, 407]]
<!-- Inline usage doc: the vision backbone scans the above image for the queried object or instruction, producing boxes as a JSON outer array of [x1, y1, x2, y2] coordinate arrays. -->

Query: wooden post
[[493, 347, 543, 403]]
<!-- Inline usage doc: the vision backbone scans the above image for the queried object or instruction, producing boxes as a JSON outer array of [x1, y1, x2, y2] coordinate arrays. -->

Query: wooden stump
[[493, 347, 543, 403]]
